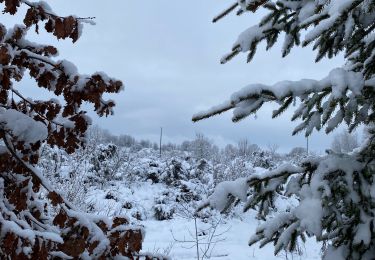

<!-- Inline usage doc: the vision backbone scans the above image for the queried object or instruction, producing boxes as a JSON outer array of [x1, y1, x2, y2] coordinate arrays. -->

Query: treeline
[[88, 125, 310, 159]]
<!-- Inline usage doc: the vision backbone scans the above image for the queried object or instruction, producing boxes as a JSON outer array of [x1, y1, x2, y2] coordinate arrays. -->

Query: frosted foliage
[[0, 1, 158, 259], [194, 1, 375, 259], [203, 151, 374, 257], [35, 135, 327, 259], [194, 68, 367, 134]]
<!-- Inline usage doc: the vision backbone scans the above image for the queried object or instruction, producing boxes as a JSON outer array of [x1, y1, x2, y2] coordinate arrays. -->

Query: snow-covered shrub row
[[37, 131, 303, 224]]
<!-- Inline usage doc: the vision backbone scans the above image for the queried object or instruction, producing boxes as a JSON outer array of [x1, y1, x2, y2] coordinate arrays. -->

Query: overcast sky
[[6, 0, 351, 152]]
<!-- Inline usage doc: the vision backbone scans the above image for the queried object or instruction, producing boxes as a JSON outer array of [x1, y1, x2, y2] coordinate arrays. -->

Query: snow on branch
[[193, 68, 371, 136], [198, 163, 302, 213], [196, 0, 375, 258], [0, 1, 165, 258]]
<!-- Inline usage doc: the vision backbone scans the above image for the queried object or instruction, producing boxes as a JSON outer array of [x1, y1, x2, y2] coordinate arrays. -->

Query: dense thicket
[[38, 128, 292, 222]]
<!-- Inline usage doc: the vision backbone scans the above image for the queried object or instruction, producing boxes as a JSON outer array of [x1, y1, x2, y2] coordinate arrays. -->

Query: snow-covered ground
[[86, 181, 322, 260], [39, 143, 323, 259], [142, 214, 322, 259]]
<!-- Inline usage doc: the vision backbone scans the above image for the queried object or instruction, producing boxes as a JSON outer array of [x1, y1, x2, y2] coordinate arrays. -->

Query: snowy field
[[86, 180, 322, 260], [142, 215, 322, 259], [39, 143, 330, 259]]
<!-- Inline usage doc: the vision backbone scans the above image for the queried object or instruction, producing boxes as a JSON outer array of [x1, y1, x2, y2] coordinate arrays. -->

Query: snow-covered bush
[[215, 157, 254, 182], [286, 147, 308, 165], [153, 191, 176, 221], [331, 129, 359, 153], [251, 151, 277, 169], [90, 143, 123, 184], [38, 128, 285, 227], [153, 204, 175, 221], [288, 147, 307, 158], [160, 158, 186, 186]]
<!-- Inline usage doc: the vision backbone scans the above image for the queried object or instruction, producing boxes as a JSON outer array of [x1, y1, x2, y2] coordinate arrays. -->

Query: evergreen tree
[[194, 1, 375, 259], [0, 1, 162, 259]]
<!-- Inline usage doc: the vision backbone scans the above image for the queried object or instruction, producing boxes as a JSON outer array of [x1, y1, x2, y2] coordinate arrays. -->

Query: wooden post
[[159, 127, 163, 157]]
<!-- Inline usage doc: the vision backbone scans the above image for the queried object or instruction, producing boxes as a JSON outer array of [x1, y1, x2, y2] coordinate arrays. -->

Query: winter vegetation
[[193, 1, 375, 259], [38, 125, 318, 259], [1, 0, 374, 260], [0, 1, 160, 259]]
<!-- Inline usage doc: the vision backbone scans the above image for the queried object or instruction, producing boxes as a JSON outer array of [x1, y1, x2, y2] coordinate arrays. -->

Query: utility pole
[[306, 136, 309, 155], [159, 127, 163, 157]]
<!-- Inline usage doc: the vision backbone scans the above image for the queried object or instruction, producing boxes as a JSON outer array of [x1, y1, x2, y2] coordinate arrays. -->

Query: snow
[[142, 212, 322, 259], [328, 68, 364, 98], [301, 0, 357, 45], [227, 68, 362, 102], [10, 0, 372, 258], [353, 220, 371, 246], [294, 198, 322, 237], [0, 216, 36, 242], [34, 231, 64, 244], [59, 59, 78, 76], [298, 2, 316, 21], [79, 166, 323, 259], [34, 128, 372, 259], [0, 108, 47, 144], [323, 245, 347, 260], [39, 140, 319, 258], [193, 67, 365, 136], [49, 251, 73, 259], [232, 23, 272, 53], [207, 178, 248, 212], [192, 101, 233, 121]]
